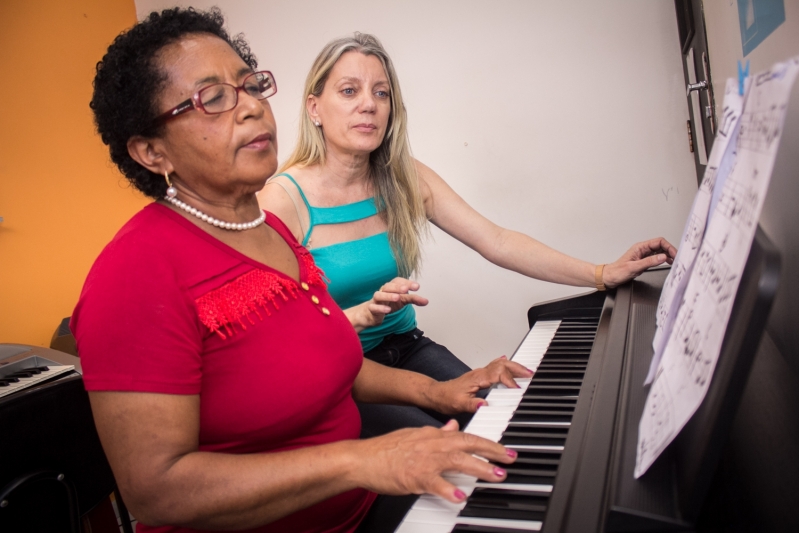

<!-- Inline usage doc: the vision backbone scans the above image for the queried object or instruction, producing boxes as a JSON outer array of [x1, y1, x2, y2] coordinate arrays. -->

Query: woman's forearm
[[89, 391, 365, 530], [136, 441, 363, 529], [352, 358, 437, 408], [481, 227, 596, 287]]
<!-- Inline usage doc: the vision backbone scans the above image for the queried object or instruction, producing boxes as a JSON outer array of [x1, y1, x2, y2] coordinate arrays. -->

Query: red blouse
[[72, 203, 374, 533]]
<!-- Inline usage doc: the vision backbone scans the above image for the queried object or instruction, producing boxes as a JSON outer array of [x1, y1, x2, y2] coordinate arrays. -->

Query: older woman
[[259, 33, 677, 437], [73, 9, 528, 533]]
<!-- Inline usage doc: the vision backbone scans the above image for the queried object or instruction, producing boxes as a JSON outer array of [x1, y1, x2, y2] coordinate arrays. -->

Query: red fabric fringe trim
[[196, 269, 299, 339], [300, 250, 328, 287]]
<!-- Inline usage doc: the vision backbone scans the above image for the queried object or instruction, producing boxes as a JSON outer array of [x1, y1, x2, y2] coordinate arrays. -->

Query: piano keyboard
[[397, 315, 600, 533], [0, 362, 76, 399]]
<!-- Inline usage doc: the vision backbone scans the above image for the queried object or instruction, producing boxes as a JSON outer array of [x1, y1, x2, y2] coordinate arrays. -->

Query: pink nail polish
[[526, 367, 535, 374], [500, 355, 507, 359], [506, 449, 518, 458], [454, 489, 467, 501], [494, 467, 506, 477]]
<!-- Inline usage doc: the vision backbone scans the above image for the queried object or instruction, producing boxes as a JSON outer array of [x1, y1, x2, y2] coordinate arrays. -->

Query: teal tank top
[[275, 173, 416, 351]]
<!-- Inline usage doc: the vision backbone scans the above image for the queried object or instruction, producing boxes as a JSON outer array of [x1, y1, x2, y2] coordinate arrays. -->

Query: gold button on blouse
[[321, 307, 330, 316], [311, 295, 320, 304], [301, 282, 310, 291]]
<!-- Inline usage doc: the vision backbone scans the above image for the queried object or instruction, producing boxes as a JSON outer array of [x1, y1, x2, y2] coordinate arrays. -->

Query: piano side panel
[[559, 281, 632, 533], [537, 281, 632, 533], [696, 332, 799, 533], [540, 290, 617, 533]]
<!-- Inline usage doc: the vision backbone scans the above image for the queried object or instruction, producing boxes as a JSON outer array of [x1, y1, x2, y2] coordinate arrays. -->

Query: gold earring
[[165, 170, 177, 198]]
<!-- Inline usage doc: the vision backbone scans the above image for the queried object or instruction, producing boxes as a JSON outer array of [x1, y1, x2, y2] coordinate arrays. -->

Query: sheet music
[[635, 57, 799, 478], [647, 79, 745, 384]]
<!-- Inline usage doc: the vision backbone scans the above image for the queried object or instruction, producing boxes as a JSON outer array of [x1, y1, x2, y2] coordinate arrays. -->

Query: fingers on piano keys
[[398, 315, 600, 533]]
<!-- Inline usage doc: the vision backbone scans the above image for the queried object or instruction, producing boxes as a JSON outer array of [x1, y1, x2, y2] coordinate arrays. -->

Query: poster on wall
[[738, 0, 786, 56]]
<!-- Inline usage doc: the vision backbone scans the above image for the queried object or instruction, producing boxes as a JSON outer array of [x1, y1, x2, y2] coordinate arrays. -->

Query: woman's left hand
[[345, 278, 429, 332], [423, 356, 534, 415], [602, 237, 677, 289]]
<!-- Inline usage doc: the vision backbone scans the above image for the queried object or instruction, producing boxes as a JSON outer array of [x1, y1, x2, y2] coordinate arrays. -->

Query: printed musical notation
[[738, 107, 784, 152], [647, 79, 745, 385], [636, 374, 674, 469], [636, 58, 799, 479]]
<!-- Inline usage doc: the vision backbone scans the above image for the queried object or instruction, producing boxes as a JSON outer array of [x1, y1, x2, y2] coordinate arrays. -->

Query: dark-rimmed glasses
[[154, 70, 277, 124]]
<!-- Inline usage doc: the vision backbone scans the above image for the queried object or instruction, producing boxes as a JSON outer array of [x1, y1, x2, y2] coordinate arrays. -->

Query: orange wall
[[0, 0, 146, 347]]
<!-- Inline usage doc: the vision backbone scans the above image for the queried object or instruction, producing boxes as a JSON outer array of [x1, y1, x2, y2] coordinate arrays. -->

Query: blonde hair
[[279, 33, 427, 277]]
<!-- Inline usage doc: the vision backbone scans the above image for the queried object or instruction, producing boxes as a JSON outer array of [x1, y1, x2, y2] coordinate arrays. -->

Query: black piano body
[[408, 225, 796, 533], [0, 345, 119, 532], [524, 225, 791, 533]]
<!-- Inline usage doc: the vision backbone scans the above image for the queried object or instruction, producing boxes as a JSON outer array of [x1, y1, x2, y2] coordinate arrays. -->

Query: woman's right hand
[[350, 419, 517, 503], [345, 278, 429, 332]]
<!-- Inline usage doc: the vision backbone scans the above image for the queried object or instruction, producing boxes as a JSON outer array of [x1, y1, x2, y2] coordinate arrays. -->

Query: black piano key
[[516, 399, 576, 408], [524, 385, 581, 396], [8, 371, 35, 378], [523, 396, 578, 406], [459, 488, 548, 521], [0, 381, 10, 387], [510, 411, 572, 423], [535, 363, 587, 371], [452, 524, 533, 533], [514, 450, 561, 466], [500, 435, 566, 447], [530, 377, 583, 387], [1, 377, 20, 383], [532, 368, 585, 377], [505, 463, 558, 478]]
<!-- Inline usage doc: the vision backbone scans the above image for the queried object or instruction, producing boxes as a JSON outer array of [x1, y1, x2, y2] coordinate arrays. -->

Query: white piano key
[[474, 482, 553, 493], [505, 444, 565, 452], [454, 517, 542, 531], [507, 421, 572, 427]]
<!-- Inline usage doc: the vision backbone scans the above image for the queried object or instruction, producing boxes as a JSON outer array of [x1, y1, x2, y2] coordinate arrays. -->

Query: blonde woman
[[258, 33, 675, 437]]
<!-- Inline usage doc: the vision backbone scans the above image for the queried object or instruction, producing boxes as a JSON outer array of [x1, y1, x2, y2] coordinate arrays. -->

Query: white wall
[[134, 0, 697, 368]]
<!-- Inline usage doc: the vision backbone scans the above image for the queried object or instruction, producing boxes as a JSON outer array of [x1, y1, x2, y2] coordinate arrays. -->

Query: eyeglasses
[[154, 70, 277, 124]]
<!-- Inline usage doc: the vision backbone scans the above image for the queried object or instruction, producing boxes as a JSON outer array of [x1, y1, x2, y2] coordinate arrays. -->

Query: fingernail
[[494, 467, 506, 477], [500, 355, 507, 359], [526, 367, 535, 374], [454, 489, 467, 501], [477, 401, 488, 409], [506, 449, 518, 458]]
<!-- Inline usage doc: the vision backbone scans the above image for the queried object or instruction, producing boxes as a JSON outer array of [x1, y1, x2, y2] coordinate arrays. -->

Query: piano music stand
[[606, 225, 781, 531]]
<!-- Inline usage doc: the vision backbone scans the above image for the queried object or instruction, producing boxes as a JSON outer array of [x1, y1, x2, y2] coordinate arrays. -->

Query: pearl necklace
[[165, 194, 265, 231]]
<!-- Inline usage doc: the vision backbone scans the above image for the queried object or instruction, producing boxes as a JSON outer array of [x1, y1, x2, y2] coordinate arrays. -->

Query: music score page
[[635, 57, 799, 479]]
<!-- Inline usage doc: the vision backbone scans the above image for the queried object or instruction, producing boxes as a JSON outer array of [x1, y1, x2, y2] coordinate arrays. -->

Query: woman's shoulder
[[412, 158, 437, 204], [258, 167, 312, 242], [89, 203, 230, 283]]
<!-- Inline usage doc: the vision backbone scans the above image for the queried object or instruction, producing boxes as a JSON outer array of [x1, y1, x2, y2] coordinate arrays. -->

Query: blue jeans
[[357, 329, 489, 438]]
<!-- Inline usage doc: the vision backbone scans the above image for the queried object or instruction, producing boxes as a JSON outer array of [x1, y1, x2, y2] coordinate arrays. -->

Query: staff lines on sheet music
[[699, 166, 717, 194], [694, 242, 738, 316], [670, 298, 717, 390], [714, 178, 759, 232], [738, 106, 785, 152], [637, 375, 674, 471]]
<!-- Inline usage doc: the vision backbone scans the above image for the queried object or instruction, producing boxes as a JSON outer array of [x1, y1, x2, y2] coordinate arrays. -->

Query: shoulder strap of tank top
[[270, 173, 314, 246]]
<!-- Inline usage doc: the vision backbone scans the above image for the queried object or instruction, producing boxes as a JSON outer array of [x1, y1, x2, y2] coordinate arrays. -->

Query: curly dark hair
[[90, 7, 258, 199]]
